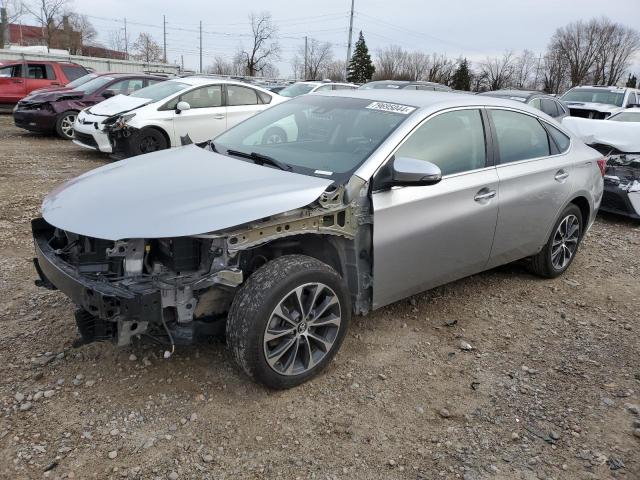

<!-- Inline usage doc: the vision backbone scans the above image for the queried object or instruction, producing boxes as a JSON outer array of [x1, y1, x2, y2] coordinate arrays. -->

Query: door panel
[[372, 108, 498, 308], [0, 64, 26, 103], [171, 85, 225, 144], [25, 63, 57, 94], [372, 169, 499, 308], [225, 85, 268, 129], [486, 109, 574, 268]]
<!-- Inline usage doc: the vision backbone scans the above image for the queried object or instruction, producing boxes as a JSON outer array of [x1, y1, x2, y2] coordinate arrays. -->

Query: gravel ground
[[0, 114, 639, 480]]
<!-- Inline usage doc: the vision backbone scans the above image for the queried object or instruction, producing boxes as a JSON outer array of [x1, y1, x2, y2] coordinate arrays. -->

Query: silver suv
[[32, 91, 604, 388]]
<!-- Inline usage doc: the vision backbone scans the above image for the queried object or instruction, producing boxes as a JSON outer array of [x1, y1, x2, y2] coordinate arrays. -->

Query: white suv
[[73, 77, 285, 157]]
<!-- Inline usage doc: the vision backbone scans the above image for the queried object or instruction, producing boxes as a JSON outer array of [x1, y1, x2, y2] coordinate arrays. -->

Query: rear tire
[[529, 204, 583, 278], [261, 126, 287, 144], [129, 128, 168, 156], [226, 255, 351, 389], [55, 110, 78, 140]]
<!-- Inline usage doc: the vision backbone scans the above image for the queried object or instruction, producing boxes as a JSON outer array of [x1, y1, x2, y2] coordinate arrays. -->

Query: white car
[[73, 77, 286, 157], [560, 85, 640, 120], [278, 81, 357, 98]]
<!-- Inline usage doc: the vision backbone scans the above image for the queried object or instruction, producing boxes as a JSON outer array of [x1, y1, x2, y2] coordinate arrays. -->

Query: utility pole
[[181, 55, 184, 72], [163, 15, 167, 63], [304, 36, 308, 79], [123, 18, 128, 60], [199, 20, 202, 73], [346, 0, 355, 78]]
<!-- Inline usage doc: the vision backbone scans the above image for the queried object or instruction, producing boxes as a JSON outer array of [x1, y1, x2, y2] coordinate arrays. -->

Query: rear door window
[[27, 64, 50, 79], [394, 109, 487, 176], [490, 109, 550, 164], [227, 85, 258, 106], [181, 85, 223, 108]]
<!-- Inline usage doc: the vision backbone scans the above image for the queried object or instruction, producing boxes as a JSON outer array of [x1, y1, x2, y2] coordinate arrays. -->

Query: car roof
[[568, 85, 635, 92], [316, 89, 554, 115], [479, 89, 546, 100], [172, 76, 260, 86], [91, 72, 165, 78]]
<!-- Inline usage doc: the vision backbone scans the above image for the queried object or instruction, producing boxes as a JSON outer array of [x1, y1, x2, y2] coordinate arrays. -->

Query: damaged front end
[[32, 180, 371, 347], [601, 154, 640, 219]]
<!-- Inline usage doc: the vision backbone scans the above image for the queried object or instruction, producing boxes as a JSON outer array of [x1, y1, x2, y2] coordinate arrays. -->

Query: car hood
[[88, 94, 150, 117], [562, 116, 640, 153], [563, 101, 621, 113], [42, 145, 333, 240], [22, 88, 85, 103]]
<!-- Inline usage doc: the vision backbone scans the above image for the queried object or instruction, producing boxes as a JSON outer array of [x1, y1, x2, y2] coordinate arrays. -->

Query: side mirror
[[391, 157, 442, 187], [102, 90, 116, 99], [176, 101, 191, 113]]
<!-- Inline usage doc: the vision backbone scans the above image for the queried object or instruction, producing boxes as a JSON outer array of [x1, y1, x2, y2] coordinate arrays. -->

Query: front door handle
[[554, 170, 569, 182], [474, 189, 496, 202], [213, 114, 225, 120]]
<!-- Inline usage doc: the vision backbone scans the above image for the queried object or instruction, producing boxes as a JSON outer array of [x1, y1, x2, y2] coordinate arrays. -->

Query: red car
[[13, 73, 166, 139], [0, 60, 88, 108]]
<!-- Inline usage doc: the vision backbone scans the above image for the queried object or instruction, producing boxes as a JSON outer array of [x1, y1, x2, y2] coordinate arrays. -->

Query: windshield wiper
[[225, 149, 292, 171]]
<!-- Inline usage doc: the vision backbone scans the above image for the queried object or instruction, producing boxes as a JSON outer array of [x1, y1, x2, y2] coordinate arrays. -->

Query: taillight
[[596, 158, 607, 177]]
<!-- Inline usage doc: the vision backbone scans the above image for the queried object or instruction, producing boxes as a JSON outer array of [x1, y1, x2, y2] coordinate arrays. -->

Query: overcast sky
[[66, 0, 640, 76]]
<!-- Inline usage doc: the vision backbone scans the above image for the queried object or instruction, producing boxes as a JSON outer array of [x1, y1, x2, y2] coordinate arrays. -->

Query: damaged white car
[[560, 85, 640, 120], [72, 77, 285, 158], [563, 113, 640, 219], [33, 91, 604, 388]]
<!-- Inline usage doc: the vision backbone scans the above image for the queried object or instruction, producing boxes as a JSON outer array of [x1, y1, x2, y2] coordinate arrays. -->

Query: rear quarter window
[[545, 124, 571, 153]]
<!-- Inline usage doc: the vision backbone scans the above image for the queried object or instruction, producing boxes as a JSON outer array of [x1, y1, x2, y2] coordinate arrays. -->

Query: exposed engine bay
[[601, 153, 640, 219], [32, 181, 373, 347]]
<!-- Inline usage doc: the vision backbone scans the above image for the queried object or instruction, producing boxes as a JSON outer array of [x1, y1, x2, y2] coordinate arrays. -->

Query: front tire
[[226, 255, 351, 389], [261, 126, 287, 145], [55, 110, 78, 139], [529, 204, 583, 278], [129, 128, 168, 156]]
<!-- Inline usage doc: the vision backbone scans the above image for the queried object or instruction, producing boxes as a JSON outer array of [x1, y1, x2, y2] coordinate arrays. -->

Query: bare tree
[[480, 51, 515, 90], [239, 12, 280, 76], [292, 38, 333, 80], [132, 32, 162, 63], [542, 42, 568, 94], [403, 52, 430, 81], [325, 60, 346, 81], [549, 19, 606, 86], [207, 55, 234, 75], [512, 49, 537, 89], [67, 12, 96, 46], [592, 18, 640, 86], [374, 45, 409, 80], [108, 28, 130, 57], [23, 0, 68, 50], [426, 53, 456, 84]]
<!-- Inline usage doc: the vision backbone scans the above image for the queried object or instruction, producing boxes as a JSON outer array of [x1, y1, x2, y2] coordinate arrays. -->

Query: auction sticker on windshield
[[366, 102, 416, 115]]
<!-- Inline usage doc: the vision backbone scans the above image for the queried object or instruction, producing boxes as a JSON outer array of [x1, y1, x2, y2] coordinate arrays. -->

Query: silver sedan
[[33, 90, 604, 388]]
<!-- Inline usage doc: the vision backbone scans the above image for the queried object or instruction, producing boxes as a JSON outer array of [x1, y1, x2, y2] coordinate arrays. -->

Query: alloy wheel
[[60, 114, 76, 138], [263, 282, 341, 376], [551, 214, 579, 270]]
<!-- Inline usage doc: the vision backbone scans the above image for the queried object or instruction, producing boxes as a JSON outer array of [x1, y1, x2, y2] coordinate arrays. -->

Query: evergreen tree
[[451, 58, 471, 91], [347, 32, 375, 84], [626, 73, 637, 89]]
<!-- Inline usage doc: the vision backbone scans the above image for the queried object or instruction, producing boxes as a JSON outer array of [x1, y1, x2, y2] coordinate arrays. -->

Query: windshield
[[608, 111, 640, 122], [129, 80, 188, 102], [74, 76, 115, 94], [66, 73, 98, 88], [278, 83, 317, 98], [213, 96, 413, 181], [561, 88, 625, 107]]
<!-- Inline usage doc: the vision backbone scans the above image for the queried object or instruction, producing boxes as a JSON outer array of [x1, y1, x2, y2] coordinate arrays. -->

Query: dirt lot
[[0, 113, 638, 480]]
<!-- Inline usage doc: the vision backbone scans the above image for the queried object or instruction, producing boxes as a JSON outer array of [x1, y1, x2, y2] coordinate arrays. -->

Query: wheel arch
[[143, 125, 171, 147], [569, 195, 591, 237]]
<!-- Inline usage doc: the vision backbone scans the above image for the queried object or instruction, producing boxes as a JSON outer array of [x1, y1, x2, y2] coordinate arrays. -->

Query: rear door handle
[[554, 170, 569, 182], [474, 189, 496, 202]]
